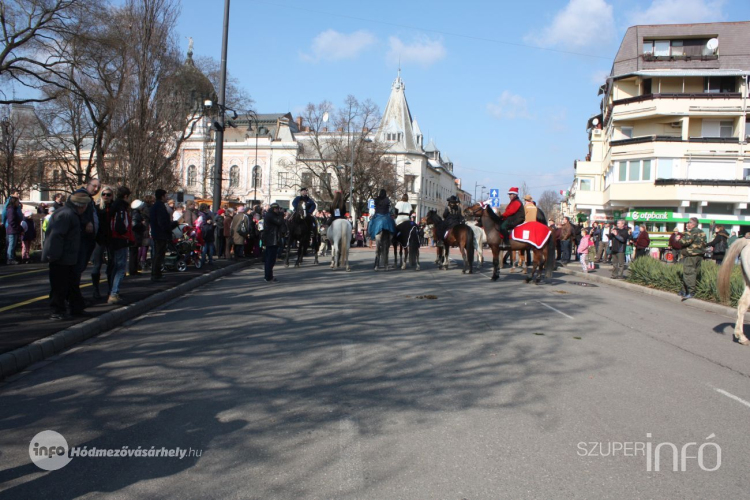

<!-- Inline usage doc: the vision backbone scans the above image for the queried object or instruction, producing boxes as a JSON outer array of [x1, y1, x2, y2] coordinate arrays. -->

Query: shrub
[[626, 256, 745, 307]]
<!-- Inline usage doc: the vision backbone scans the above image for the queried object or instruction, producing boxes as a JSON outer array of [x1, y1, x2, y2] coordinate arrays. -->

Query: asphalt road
[[1, 248, 749, 499]]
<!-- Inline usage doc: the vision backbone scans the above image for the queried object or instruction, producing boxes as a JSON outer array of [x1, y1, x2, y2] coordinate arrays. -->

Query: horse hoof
[[525, 278, 531, 283], [295, 264, 300, 268], [491, 275, 499, 281], [737, 336, 750, 345], [346, 267, 351, 272]]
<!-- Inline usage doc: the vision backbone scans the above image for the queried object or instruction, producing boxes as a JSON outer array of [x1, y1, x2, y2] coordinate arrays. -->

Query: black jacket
[[263, 210, 285, 247], [707, 230, 729, 256], [609, 226, 630, 254], [150, 200, 172, 241], [42, 202, 81, 265], [375, 196, 391, 215]]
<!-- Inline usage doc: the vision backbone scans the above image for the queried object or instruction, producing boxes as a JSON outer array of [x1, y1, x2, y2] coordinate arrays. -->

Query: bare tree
[[520, 181, 530, 200], [287, 96, 398, 218], [0, 105, 45, 200], [0, 0, 102, 105], [537, 189, 561, 221]]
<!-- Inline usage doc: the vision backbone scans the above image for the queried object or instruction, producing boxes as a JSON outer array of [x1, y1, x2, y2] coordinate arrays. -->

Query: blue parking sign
[[368, 199, 375, 209], [489, 188, 499, 198]]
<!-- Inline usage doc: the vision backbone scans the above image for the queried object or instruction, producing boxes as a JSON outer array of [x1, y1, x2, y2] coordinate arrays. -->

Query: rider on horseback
[[292, 187, 317, 216], [326, 191, 346, 226], [437, 195, 464, 244], [395, 194, 413, 226], [486, 187, 525, 242], [368, 189, 396, 239]]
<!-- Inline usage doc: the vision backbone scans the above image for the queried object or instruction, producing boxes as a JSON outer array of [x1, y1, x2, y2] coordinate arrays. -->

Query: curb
[[0, 260, 254, 381], [554, 265, 748, 320]]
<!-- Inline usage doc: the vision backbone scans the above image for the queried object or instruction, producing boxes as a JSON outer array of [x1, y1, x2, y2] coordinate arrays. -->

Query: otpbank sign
[[629, 210, 674, 222]]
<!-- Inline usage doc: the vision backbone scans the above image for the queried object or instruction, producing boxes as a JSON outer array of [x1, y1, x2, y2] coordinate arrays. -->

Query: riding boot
[[92, 273, 102, 299]]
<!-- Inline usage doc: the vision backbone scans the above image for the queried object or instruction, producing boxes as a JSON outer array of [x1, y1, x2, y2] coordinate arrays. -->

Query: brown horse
[[422, 210, 474, 273], [464, 203, 555, 283]]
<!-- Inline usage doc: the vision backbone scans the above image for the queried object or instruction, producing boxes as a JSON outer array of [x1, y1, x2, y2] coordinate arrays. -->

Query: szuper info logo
[[29, 430, 72, 471]]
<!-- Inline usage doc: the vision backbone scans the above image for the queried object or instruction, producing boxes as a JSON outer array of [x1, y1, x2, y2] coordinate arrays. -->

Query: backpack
[[111, 207, 134, 242], [237, 215, 249, 237]]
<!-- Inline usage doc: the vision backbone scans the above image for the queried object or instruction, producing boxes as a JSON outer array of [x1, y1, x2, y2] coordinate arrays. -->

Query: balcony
[[611, 93, 742, 121], [573, 190, 605, 206], [574, 160, 604, 176], [610, 135, 683, 147]]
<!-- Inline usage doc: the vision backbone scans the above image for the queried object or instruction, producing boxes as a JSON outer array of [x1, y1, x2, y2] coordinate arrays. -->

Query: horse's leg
[[491, 245, 500, 281], [459, 239, 469, 274], [443, 246, 450, 270], [735, 286, 750, 345], [313, 233, 319, 264], [284, 237, 291, 267], [343, 230, 351, 271]]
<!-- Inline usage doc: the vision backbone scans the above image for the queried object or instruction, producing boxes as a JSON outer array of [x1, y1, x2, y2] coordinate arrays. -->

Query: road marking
[[538, 301, 574, 320], [0, 269, 46, 280], [0, 283, 92, 313], [714, 388, 750, 410]]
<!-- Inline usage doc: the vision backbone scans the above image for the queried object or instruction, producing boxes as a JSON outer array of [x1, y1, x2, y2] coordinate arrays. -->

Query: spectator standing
[[197, 203, 216, 266], [182, 200, 198, 227], [559, 217, 573, 264], [263, 203, 284, 282], [215, 207, 226, 259], [172, 203, 183, 222], [107, 186, 134, 304], [52, 193, 65, 211], [577, 229, 595, 273], [707, 224, 729, 265], [635, 225, 650, 258], [728, 231, 738, 248], [679, 217, 707, 299], [223, 208, 235, 258], [4, 196, 22, 264], [20, 210, 36, 263], [230, 206, 250, 258], [91, 187, 114, 299], [73, 178, 101, 296], [43, 192, 90, 319], [609, 219, 630, 279], [625, 241, 634, 263], [149, 189, 171, 282], [130, 199, 147, 275], [596, 223, 610, 262], [37, 202, 48, 215], [668, 228, 682, 263]]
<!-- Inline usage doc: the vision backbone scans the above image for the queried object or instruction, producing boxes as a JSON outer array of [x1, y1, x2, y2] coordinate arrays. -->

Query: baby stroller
[[163, 223, 203, 272]]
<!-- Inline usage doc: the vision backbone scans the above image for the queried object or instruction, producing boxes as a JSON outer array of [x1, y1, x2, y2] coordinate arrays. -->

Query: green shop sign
[[628, 210, 676, 222]]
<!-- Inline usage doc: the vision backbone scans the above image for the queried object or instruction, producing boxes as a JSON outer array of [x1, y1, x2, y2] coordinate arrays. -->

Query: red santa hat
[[508, 187, 519, 195]]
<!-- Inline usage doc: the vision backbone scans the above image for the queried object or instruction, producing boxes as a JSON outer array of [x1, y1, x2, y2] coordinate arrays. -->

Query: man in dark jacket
[[263, 203, 285, 282], [149, 189, 172, 282], [73, 178, 100, 297], [609, 219, 631, 279], [43, 192, 90, 319], [5, 196, 22, 264]]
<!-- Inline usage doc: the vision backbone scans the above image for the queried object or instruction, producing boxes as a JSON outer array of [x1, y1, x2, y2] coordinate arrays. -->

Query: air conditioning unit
[[670, 122, 682, 128]]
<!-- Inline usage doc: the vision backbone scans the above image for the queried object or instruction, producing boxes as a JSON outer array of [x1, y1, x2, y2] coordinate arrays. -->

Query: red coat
[[501, 198, 522, 219]]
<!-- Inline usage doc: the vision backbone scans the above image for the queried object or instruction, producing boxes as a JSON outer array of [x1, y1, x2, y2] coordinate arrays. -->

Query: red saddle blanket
[[511, 221, 551, 249]]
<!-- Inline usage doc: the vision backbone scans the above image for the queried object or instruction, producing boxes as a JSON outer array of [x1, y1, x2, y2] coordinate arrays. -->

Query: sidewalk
[[0, 257, 257, 380]]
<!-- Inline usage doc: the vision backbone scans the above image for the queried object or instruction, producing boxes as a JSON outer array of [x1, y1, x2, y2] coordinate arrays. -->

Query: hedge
[[626, 256, 746, 307]]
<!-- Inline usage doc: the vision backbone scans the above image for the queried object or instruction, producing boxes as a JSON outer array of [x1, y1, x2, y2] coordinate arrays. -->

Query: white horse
[[327, 219, 352, 271], [719, 238, 750, 345], [466, 221, 485, 269]]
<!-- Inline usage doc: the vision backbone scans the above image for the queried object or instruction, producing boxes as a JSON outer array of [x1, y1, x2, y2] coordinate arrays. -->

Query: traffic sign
[[368, 199, 375, 209], [490, 198, 501, 208], [489, 188, 499, 198]]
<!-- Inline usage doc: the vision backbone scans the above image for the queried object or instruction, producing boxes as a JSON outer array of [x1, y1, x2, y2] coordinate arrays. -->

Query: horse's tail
[[466, 225, 474, 267], [718, 239, 747, 303], [340, 221, 351, 265], [545, 230, 556, 279]]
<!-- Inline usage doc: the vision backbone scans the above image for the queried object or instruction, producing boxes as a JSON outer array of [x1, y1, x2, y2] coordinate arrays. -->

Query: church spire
[[377, 70, 420, 154]]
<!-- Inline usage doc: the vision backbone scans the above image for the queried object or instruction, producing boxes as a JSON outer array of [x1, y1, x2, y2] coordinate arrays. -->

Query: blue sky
[[177, 0, 748, 199]]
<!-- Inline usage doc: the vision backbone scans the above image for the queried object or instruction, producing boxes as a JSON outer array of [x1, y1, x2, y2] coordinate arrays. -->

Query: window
[[404, 175, 416, 193], [628, 160, 640, 181], [642, 160, 652, 181], [704, 77, 736, 93], [657, 158, 675, 179], [187, 165, 197, 186], [642, 79, 652, 95], [579, 178, 592, 191], [720, 121, 733, 138], [277, 172, 293, 189], [643, 40, 654, 54], [654, 40, 670, 56], [704, 202, 734, 215], [229, 165, 239, 187], [52, 170, 61, 184], [251, 165, 261, 188], [621, 127, 633, 139], [300, 172, 313, 190], [670, 40, 684, 56], [618, 162, 627, 182]]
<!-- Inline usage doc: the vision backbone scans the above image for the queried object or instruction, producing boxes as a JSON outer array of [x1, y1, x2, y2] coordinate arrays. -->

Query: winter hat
[[131, 199, 145, 211], [69, 192, 91, 207], [508, 187, 519, 196]]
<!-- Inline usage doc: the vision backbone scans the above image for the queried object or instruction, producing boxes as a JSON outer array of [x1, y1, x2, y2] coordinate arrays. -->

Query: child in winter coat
[[578, 229, 595, 273]]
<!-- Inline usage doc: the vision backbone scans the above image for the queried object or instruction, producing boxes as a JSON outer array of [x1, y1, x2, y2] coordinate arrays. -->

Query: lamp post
[[246, 111, 261, 206], [212, 0, 231, 212], [474, 182, 486, 204]]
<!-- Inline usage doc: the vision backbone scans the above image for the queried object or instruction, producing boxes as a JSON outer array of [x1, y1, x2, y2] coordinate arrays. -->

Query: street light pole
[[212, 0, 230, 212], [474, 182, 485, 203]]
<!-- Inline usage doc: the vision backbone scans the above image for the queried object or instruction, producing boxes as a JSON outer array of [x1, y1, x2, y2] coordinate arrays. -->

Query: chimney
[[296, 116, 303, 129]]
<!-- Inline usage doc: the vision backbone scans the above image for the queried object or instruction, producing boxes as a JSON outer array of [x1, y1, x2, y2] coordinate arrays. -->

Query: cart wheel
[[176, 259, 187, 272], [194, 258, 203, 269]]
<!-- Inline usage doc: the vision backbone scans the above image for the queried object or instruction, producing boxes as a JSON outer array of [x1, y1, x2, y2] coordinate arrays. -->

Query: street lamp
[[246, 111, 263, 205], [474, 182, 486, 203], [212, 0, 231, 212]]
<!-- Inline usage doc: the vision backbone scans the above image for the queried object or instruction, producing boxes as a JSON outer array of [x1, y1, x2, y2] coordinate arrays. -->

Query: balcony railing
[[613, 92, 741, 106], [610, 135, 683, 147]]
